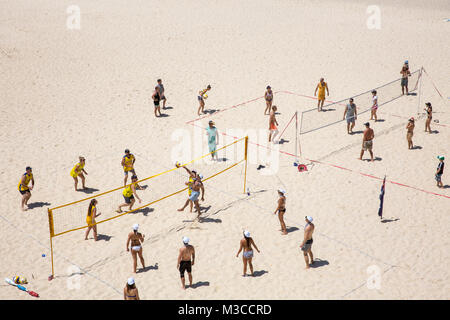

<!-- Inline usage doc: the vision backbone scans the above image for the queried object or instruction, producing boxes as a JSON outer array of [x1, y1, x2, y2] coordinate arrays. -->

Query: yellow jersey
[[188, 176, 194, 195], [86, 205, 95, 226], [123, 182, 136, 197], [70, 162, 84, 178], [123, 154, 135, 172], [18, 173, 33, 191]]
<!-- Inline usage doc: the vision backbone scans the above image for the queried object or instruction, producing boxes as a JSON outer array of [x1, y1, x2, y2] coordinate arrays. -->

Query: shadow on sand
[[27, 201, 51, 209]]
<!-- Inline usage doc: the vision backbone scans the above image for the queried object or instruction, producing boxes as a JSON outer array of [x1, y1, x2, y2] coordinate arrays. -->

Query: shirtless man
[[177, 236, 195, 290], [236, 230, 260, 277], [400, 63, 411, 95], [273, 189, 287, 235], [18, 166, 35, 211], [156, 79, 167, 109], [360, 122, 375, 162], [300, 216, 315, 269], [406, 117, 415, 149], [268, 105, 279, 143], [126, 224, 145, 274]]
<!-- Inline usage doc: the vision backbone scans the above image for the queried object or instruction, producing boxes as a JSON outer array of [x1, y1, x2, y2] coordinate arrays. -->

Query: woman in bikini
[[406, 117, 415, 149], [274, 189, 287, 235], [264, 86, 273, 115], [126, 224, 146, 274], [236, 230, 260, 277], [85, 198, 101, 241], [424, 102, 432, 133], [124, 277, 140, 300], [197, 85, 211, 115]]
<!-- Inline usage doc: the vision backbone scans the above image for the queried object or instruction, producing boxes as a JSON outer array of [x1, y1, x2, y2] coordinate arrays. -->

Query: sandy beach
[[1, 0, 449, 300]]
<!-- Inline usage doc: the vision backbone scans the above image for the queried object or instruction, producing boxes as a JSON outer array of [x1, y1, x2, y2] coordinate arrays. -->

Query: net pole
[[295, 111, 298, 160], [243, 135, 248, 194], [417, 67, 423, 115], [48, 208, 55, 279]]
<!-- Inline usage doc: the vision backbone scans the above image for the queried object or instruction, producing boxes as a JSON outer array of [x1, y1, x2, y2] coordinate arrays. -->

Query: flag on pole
[[378, 176, 386, 219]]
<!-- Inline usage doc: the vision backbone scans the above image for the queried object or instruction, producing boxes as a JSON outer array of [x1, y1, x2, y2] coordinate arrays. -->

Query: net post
[[243, 136, 248, 194], [48, 208, 55, 279]]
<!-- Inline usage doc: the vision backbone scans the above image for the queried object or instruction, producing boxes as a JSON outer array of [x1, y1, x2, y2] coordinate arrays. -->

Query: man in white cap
[[126, 224, 145, 273], [300, 216, 315, 269], [273, 189, 287, 235], [177, 236, 195, 290]]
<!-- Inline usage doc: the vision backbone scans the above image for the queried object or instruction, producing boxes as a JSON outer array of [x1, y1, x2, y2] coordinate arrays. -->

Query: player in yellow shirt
[[85, 198, 101, 241], [122, 149, 136, 186], [197, 85, 211, 116], [70, 156, 88, 191], [116, 175, 142, 213], [18, 166, 35, 211], [314, 78, 329, 112]]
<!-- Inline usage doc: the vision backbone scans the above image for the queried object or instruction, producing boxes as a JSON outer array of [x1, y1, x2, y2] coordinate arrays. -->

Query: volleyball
[[175, 161, 181, 168], [203, 94, 208, 99]]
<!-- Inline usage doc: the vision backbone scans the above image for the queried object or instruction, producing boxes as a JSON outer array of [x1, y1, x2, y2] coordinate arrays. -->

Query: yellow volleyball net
[[47, 136, 249, 277]]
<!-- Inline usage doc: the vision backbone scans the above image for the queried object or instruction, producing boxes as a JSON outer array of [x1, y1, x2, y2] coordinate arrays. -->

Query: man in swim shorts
[[178, 175, 204, 217], [122, 149, 136, 186], [343, 98, 357, 134], [360, 122, 375, 162], [300, 216, 315, 269], [400, 62, 411, 95], [269, 105, 279, 143], [156, 79, 167, 109], [177, 236, 195, 290], [18, 166, 34, 211]]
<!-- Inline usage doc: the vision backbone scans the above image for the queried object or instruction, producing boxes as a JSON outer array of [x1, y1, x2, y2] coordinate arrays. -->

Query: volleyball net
[[47, 136, 248, 277], [299, 69, 422, 135]]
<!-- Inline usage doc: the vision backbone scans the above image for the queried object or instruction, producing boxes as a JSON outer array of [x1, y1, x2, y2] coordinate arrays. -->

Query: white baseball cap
[[243, 230, 250, 238], [305, 216, 313, 223], [278, 188, 286, 194], [198, 173, 203, 179], [182, 236, 190, 244], [127, 277, 135, 285], [132, 224, 139, 231]]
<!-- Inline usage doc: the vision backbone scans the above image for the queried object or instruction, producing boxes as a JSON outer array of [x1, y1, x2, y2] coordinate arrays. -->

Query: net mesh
[[299, 69, 421, 135], [49, 137, 247, 237]]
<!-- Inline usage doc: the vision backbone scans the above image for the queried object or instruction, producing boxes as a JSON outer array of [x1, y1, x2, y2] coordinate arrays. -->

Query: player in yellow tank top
[[122, 149, 136, 186], [85, 199, 101, 241], [314, 78, 329, 112], [197, 84, 211, 116], [70, 156, 88, 191], [18, 166, 35, 211], [117, 175, 142, 213]]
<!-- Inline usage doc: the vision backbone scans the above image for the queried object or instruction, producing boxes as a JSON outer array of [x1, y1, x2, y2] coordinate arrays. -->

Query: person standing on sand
[[70, 156, 88, 191], [424, 102, 433, 133], [370, 90, 378, 121], [176, 164, 205, 214], [236, 230, 260, 277], [117, 175, 142, 213], [124, 277, 140, 300], [264, 86, 273, 115], [18, 166, 34, 211], [177, 176, 204, 218], [126, 224, 145, 274], [406, 117, 415, 149], [122, 149, 136, 186], [198, 85, 211, 116], [435, 156, 445, 188], [269, 105, 279, 143], [343, 98, 357, 134], [300, 216, 315, 269], [273, 189, 287, 235], [400, 63, 411, 95], [360, 122, 375, 162], [85, 198, 101, 241], [156, 79, 167, 109], [152, 86, 162, 117], [177, 236, 195, 290], [314, 78, 329, 112], [206, 120, 219, 161]]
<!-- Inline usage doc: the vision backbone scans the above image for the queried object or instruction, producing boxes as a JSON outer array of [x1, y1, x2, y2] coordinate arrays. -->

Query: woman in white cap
[[236, 231, 260, 277], [274, 189, 287, 235], [126, 224, 145, 273], [124, 277, 140, 300]]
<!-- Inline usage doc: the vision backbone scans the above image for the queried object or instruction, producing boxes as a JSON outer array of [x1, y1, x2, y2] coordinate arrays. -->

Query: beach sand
[[0, 0, 449, 299]]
